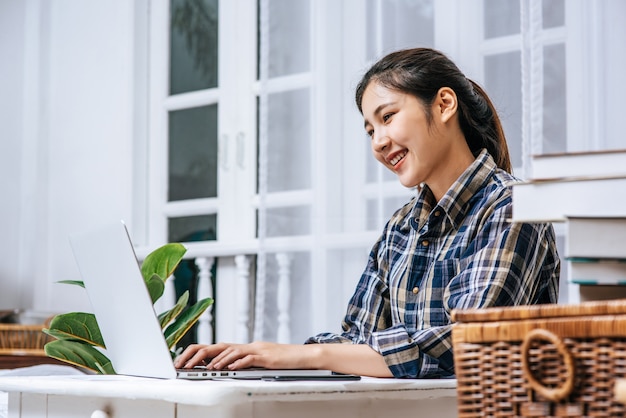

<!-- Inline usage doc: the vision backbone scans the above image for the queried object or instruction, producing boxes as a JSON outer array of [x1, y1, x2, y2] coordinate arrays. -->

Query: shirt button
[[434, 210, 441, 217], [421, 240, 429, 247], [412, 287, 419, 294]]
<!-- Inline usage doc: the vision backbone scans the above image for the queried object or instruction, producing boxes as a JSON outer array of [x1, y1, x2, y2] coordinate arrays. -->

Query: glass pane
[[170, 0, 218, 95], [168, 105, 218, 201], [168, 214, 218, 347], [484, 52, 522, 169], [484, 0, 520, 39], [366, 0, 435, 60], [326, 248, 369, 332], [542, 43, 566, 154], [543, 0, 565, 29], [365, 149, 397, 183], [258, 0, 310, 78], [366, 195, 412, 231], [365, 144, 377, 183], [263, 89, 311, 192], [168, 214, 217, 243], [263, 206, 311, 238], [604, 1, 626, 150]]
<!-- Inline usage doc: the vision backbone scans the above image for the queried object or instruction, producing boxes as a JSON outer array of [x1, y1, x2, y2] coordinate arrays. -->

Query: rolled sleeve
[[369, 324, 454, 378]]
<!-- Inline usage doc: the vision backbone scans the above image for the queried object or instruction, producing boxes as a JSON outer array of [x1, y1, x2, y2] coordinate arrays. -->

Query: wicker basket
[[0, 323, 51, 356], [451, 299, 626, 417]]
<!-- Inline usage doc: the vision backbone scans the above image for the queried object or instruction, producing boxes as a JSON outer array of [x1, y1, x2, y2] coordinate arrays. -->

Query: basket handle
[[521, 328, 575, 402]]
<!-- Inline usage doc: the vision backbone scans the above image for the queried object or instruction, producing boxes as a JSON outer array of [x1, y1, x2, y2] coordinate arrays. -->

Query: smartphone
[[261, 374, 361, 381]]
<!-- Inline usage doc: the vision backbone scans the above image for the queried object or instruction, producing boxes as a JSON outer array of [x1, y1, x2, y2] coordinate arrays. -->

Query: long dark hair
[[355, 48, 512, 173]]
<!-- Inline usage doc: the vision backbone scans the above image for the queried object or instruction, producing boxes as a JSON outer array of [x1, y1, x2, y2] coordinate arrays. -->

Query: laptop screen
[[69, 221, 177, 379]]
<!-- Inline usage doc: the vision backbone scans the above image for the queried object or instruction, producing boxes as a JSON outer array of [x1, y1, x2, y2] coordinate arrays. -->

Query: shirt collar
[[405, 149, 497, 231]]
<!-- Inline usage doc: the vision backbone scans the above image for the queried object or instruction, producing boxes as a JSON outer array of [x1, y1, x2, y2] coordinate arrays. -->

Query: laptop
[[68, 220, 360, 381]]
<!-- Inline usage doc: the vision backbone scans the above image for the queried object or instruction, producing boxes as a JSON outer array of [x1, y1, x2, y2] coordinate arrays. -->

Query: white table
[[0, 374, 457, 418]]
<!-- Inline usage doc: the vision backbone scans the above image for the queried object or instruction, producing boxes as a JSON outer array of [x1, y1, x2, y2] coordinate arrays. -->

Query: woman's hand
[[174, 341, 393, 377], [173, 341, 316, 371]]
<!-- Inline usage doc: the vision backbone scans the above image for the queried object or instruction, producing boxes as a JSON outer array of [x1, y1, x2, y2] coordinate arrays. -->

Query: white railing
[[138, 231, 377, 347], [194, 256, 214, 344], [165, 252, 289, 345]]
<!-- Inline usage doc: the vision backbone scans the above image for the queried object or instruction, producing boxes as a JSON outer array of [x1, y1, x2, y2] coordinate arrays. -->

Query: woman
[[174, 48, 560, 378]]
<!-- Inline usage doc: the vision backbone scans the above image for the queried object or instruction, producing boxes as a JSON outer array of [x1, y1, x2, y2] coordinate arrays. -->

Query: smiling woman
[[173, 47, 561, 379]]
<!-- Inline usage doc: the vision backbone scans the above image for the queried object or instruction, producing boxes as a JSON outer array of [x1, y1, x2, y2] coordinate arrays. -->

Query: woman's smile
[[389, 150, 408, 167]]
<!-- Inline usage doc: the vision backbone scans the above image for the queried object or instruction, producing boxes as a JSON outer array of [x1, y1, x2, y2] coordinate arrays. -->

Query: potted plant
[[42, 243, 213, 374]]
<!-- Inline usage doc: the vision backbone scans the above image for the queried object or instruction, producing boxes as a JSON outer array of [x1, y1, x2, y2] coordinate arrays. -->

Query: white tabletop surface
[[0, 374, 457, 407]]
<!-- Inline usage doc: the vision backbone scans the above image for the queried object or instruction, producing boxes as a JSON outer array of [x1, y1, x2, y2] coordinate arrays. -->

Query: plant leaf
[[141, 243, 186, 283], [44, 339, 115, 374], [56, 280, 85, 288], [43, 312, 105, 348], [164, 297, 213, 349], [145, 274, 166, 304], [157, 291, 189, 329]]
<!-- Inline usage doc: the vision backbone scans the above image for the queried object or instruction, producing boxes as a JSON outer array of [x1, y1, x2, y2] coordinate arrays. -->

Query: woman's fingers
[[173, 344, 201, 368], [175, 341, 295, 370], [206, 346, 236, 369], [210, 345, 256, 370], [174, 343, 223, 368], [226, 355, 255, 370]]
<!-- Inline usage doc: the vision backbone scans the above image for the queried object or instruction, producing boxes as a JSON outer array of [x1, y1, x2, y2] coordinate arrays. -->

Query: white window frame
[[146, 0, 259, 250]]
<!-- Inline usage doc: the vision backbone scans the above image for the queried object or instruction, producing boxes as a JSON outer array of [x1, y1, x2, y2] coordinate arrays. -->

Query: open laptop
[[68, 220, 359, 381]]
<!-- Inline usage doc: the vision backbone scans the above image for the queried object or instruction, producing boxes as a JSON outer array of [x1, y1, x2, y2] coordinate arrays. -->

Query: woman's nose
[[372, 133, 390, 152]]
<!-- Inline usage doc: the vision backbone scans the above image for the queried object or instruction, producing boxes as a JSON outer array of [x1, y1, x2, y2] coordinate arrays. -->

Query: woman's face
[[362, 81, 449, 189]]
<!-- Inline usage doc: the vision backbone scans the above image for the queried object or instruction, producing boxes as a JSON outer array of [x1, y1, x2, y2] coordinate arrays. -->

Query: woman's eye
[[366, 129, 374, 138], [383, 113, 393, 122]]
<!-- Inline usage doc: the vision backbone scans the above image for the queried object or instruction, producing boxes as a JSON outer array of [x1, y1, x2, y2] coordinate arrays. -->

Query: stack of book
[[566, 216, 626, 302], [511, 149, 626, 303], [512, 149, 626, 222]]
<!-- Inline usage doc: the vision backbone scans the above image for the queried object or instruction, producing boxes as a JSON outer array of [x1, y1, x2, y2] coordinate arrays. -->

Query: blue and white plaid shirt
[[306, 149, 560, 378]]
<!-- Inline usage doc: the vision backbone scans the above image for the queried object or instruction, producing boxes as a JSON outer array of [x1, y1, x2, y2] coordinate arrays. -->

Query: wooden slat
[[452, 298, 626, 323]]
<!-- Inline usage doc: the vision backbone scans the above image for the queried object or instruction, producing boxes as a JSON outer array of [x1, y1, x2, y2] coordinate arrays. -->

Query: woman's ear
[[435, 87, 458, 123]]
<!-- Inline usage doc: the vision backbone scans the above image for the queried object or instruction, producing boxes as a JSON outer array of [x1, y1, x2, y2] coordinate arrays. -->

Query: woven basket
[[0, 323, 51, 356], [451, 299, 626, 417]]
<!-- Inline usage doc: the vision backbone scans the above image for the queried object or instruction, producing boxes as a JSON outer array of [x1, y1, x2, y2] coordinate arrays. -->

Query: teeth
[[390, 151, 407, 166]]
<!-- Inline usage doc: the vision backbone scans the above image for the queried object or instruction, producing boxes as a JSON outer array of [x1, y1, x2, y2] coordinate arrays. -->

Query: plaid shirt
[[306, 149, 560, 378]]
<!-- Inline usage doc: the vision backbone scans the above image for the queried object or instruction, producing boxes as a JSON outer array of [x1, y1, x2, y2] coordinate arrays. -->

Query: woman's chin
[[398, 178, 419, 189]]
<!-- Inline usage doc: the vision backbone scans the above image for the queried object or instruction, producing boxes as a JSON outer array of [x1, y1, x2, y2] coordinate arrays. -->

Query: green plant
[[43, 243, 213, 374]]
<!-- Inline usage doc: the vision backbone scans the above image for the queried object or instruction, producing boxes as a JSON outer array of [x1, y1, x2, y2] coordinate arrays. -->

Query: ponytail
[[460, 80, 512, 173]]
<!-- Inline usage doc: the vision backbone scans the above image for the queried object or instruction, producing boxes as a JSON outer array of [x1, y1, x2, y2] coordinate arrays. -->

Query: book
[[511, 176, 626, 222], [531, 149, 626, 180], [568, 258, 626, 285], [578, 285, 626, 302], [565, 217, 626, 259]]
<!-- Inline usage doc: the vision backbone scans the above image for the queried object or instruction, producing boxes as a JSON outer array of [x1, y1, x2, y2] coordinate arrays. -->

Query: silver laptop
[[68, 221, 359, 381]]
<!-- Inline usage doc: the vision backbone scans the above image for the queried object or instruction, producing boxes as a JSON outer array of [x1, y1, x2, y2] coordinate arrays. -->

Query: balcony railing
[[135, 231, 377, 348]]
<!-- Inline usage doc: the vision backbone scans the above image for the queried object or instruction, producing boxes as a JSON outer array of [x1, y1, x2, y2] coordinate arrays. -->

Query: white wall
[[0, 1, 27, 311], [0, 0, 141, 315]]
